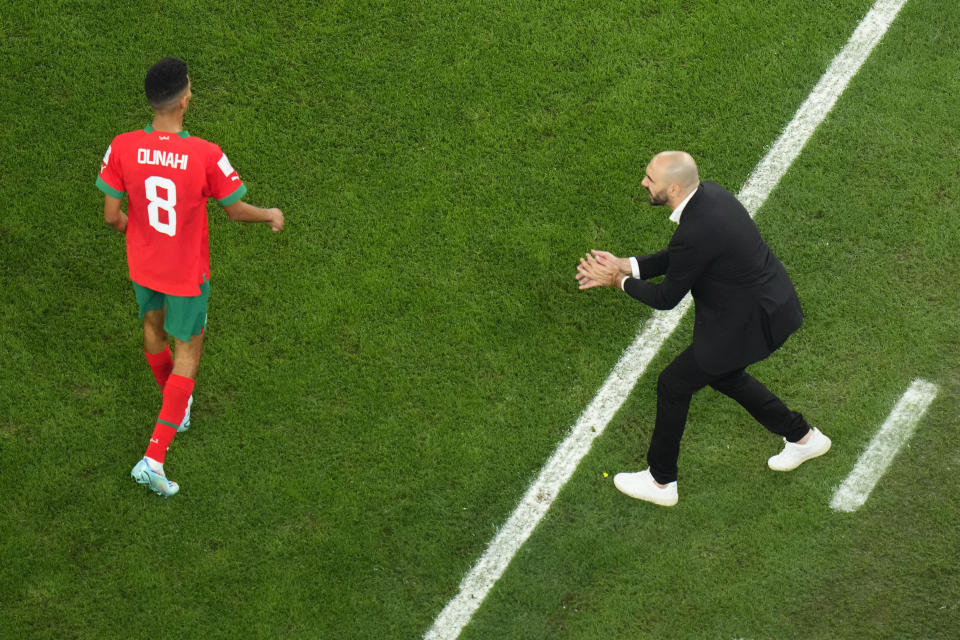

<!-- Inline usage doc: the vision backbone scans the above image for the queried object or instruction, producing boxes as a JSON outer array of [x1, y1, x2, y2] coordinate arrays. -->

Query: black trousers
[[647, 346, 810, 484]]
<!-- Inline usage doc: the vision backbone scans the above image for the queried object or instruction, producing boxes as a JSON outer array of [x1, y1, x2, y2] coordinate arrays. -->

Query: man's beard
[[647, 188, 668, 206]]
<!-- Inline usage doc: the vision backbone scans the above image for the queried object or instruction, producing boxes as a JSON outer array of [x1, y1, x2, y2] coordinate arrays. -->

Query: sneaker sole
[[613, 475, 678, 507], [768, 439, 832, 471], [131, 469, 179, 498]]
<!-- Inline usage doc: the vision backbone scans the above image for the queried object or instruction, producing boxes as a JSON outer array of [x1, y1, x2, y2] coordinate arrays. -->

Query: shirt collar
[[669, 186, 698, 224], [144, 124, 190, 138]]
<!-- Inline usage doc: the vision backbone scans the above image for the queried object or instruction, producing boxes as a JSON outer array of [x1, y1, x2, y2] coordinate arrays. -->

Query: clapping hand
[[576, 250, 629, 290]]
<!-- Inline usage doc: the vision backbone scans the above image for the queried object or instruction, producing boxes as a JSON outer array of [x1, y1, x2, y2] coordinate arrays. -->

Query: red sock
[[145, 374, 195, 463], [145, 346, 173, 389]]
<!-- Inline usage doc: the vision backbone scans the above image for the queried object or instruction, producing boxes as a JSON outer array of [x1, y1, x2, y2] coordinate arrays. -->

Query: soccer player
[[97, 57, 284, 497]]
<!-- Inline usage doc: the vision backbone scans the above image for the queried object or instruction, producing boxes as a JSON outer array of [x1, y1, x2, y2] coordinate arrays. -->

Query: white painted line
[[738, 0, 910, 216], [425, 297, 691, 640], [831, 379, 939, 513], [425, 1, 909, 637]]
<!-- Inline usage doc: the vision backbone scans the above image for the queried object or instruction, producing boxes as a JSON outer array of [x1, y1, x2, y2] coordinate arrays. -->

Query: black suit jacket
[[624, 181, 803, 374]]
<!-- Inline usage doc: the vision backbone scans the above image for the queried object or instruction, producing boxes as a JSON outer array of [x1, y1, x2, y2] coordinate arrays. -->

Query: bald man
[[577, 151, 830, 506]]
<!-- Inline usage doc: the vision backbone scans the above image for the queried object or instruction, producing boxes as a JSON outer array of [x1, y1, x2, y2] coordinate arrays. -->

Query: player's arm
[[211, 148, 282, 231], [104, 194, 128, 234], [223, 200, 284, 232]]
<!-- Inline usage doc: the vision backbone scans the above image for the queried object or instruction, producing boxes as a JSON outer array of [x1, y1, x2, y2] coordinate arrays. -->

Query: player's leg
[[143, 308, 193, 431], [146, 282, 207, 462], [132, 282, 208, 497], [138, 287, 195, 432], [135, 284, 174, 389], [143, 309, 173, 388], [133, 345, 200, 499], [130, 284, 180, 496], [171, 331, 204, 379], [166, 282, 209, 431]]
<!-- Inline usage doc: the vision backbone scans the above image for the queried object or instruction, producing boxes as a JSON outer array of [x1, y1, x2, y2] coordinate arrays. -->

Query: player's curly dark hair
[[144, 57, 189, 110]]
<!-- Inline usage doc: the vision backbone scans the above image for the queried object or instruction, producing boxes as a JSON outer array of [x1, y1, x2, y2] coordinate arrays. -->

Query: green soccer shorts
[[133, 280, 210, 342]]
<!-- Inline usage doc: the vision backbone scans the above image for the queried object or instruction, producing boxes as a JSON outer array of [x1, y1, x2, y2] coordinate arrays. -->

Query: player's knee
[[172, 335, 203, 367]]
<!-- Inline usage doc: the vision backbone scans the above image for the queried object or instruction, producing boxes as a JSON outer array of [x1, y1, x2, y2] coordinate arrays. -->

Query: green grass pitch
[[1, 1, 958, 638]]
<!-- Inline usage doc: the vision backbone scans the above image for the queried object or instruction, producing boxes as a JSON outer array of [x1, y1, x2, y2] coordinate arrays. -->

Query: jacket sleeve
[[623, 233, 708, 310], [634, 250, 669, 279]]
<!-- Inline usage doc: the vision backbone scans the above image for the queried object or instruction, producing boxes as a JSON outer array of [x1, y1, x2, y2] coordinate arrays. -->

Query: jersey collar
[[145, 124, 190, 138]]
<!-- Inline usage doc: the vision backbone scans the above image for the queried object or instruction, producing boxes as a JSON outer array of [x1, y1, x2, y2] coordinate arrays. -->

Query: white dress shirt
[[621, 186, 698, 290]]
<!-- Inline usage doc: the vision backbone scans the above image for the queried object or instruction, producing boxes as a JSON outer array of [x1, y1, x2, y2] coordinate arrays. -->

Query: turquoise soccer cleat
[[178, 394, 193, 433], [131, 458, 179, 498]]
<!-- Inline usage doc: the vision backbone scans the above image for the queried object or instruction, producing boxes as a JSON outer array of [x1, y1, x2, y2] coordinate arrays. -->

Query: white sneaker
[[178, 394, 193, 433], [768, 427, 831, 471], [613, 468, 678, 507]]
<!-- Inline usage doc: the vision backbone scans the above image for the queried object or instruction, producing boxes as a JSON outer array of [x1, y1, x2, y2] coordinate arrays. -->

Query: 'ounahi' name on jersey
[[137, 148, 188, 170]]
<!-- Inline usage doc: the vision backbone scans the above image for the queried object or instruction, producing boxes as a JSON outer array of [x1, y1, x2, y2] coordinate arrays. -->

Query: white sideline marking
[[425, 1, 908, 637], [425, 298, 690, 639], [830, 379, 939, 512], [737, 0, 910, 216]]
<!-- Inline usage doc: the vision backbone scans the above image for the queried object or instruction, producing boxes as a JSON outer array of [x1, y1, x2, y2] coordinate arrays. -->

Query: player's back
[[98, 126, 246, 296]]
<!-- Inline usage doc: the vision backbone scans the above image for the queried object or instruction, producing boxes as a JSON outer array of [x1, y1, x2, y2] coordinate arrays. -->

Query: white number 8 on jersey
[[145, 175, 177, 237]]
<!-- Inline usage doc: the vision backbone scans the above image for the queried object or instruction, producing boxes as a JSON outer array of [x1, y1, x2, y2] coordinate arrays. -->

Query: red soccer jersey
[[97, 125, 247, 296]]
